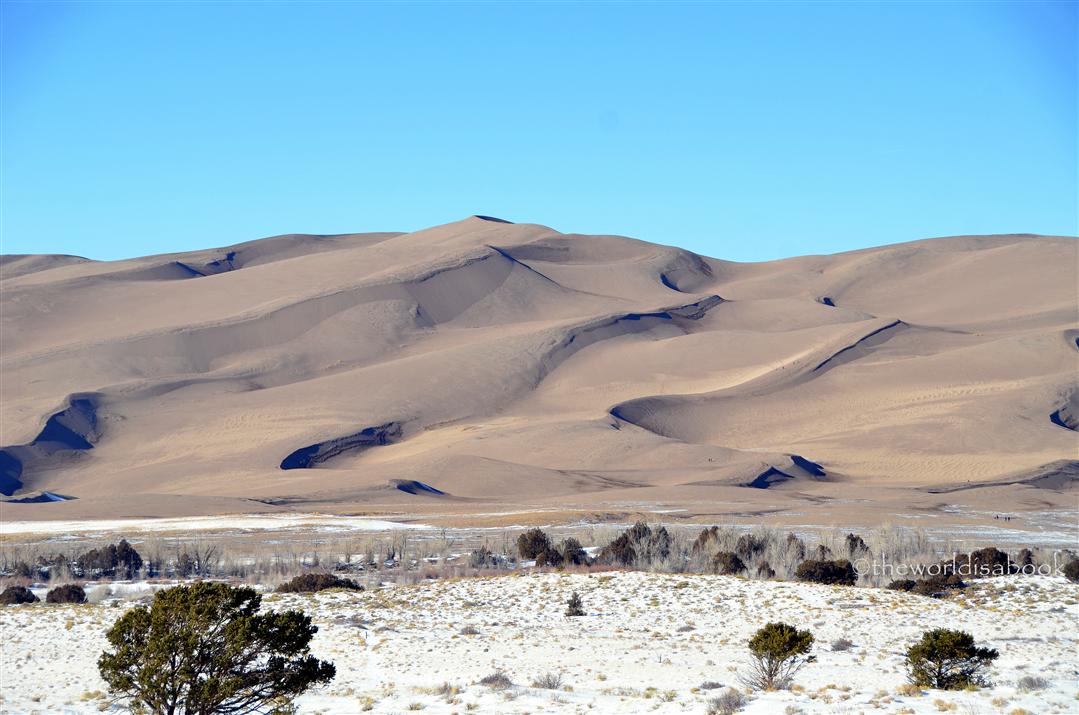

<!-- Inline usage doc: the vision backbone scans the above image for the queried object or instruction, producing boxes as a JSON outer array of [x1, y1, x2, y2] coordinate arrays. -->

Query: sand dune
[[1, 217, 1075, 522]]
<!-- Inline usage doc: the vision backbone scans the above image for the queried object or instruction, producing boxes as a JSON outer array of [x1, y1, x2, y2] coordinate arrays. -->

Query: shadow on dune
[[391, 479, 446, 495], [280, 422, 403, 470], [0, 394, 102, 496]]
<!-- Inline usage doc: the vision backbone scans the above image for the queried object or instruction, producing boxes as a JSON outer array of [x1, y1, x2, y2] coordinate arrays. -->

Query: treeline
[[2, 522, 1077, 594], [500, 522, 1079, 596]]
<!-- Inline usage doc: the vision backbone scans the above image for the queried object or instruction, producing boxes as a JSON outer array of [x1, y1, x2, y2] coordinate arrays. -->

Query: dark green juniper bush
[[76, 538, 143, 580], [45, 583, 86, 604], [905, 629, 998, 690], [743, 622, 814, 690], [98, 582, 334, 715], [0, 585, 38, 605], [516, 528, 553, 560], [565, 591, 585, 617], [794, 559, 857, 586], [275, 573, 363, 593]]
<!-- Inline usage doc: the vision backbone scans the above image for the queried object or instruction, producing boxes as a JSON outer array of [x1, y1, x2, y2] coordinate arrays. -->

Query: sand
[[1, 217, 1076, 526]]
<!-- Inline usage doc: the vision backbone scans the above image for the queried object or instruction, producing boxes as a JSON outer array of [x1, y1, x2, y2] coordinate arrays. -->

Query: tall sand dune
[[1, 217, 1075, 523]]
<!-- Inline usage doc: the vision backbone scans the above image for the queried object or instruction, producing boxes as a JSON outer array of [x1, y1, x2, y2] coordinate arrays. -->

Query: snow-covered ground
[[0, 513, 431, 537], [1, 571, 1076, 714]]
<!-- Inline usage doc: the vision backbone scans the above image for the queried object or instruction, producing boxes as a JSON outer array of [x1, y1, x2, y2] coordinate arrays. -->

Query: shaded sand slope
[[1, 217, 1075, 520]]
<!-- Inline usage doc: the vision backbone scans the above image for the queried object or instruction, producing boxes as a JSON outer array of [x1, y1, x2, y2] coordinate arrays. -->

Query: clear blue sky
[[2, 1, 1076, 262]]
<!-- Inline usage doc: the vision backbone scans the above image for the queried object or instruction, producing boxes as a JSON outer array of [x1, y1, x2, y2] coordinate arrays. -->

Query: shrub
[[595, 521, 672, 567], [478, 670, 513, 690], [174, 552, 199, 577], [46, 584, 86, 604], [911, 574, 965, 598], [98, 582, 335, 713], [887, 579, 916, 591], [743, 622, 814, 690], [712, 551, 746, 575], [831, 637, 853, 651], [844, 533, 868, 557], [755, 561, 776, 579], [459, 625, 481, 635], [1015, 548, 1034, 568], [517, 529, 553, 560], [735, 533, 767, 561], [1016, 675, 1049, 692], [784, 533, 806, 561], [960, 547, 1014, 577], [531, 672, 563, 689], [707, 688, 747, 714], [535, 547, 564, 568], [565, 591, 585, 617], [904, 629, 998, 689], [468, 546, 504, 569], [811, 544, 833, 560], [76, 539, 143, 579], [1062, 559, 1079, 583], [794, 559, 856, 586], [559, 538, 589, 566], [698, 680, 724, 690], [276, 573, 363, 593], [693, 526, 720, 553], [0, 585, 39, 605]]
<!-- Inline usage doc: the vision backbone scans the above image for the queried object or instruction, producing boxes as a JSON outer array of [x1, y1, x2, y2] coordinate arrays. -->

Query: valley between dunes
[[1, 217, 1076, 529]]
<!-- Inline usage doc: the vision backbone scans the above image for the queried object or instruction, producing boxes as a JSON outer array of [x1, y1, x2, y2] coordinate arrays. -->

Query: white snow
[[1, 571, 1076, 713], [0, 513, 432, 537]]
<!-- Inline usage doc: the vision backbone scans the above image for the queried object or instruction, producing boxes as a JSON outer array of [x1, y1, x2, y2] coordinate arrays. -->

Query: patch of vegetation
[[0, 585, 39, 604], [516, 529, 553, 560], [904, 629, 998, 689], [98, 582, 335, 713], [46, 584, 86, 604], [887, 579, 916, 592], [1016, 675, 1049, 692], [531, 672, 563, 689], [276, 573, 364, 593], [478, 670, 513, 690], [910, 574, 965, 598], [955, 547, 1014, 577], [743, 621, 814, 690], [565, 591, 585, 617], [559, 538, 589, 566], [712, 551, 746, 575], [1062, 559, 1079, 583], [707, 687, 747, 714], [844, 533, 869, 558], [830, 637, 853, 651], [794, 559, 856, 586], [516, 528, 568, 567], [595, 521, 672, 567], [468, 545, 501, 569], [785, 533, 807, 561], [735, 533, 767, 562], [692, 526, 721, 553], [75, 539, 143, 580]]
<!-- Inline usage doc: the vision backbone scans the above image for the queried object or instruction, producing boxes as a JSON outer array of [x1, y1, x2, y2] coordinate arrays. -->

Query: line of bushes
[[4, 524, 1076, 597]]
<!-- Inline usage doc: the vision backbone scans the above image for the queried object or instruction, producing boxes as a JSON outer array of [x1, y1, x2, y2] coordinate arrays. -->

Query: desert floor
[[1, 571, 1076, 714]]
